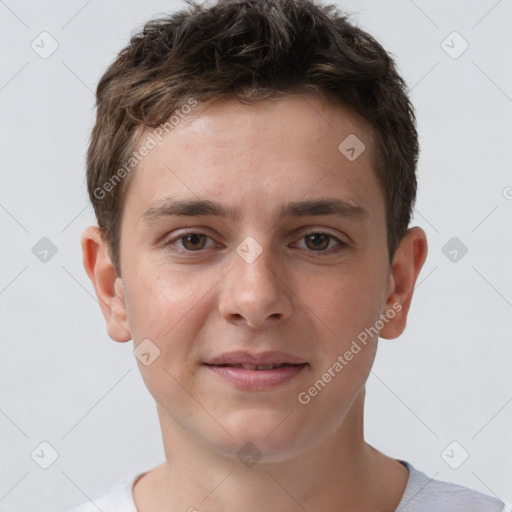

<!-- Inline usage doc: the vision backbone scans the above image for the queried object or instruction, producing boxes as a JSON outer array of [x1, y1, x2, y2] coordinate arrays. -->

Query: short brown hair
[[86, 0, 419, 276]]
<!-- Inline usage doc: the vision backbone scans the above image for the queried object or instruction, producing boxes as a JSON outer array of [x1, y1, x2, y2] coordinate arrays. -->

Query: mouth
[[205, 350, 307, 367], [203, 352, 308, 390], [205, 362, 306, 371]]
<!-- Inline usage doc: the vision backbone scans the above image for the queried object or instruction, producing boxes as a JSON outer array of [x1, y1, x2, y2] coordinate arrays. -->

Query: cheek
[[124, 268, 209, 409], [124, 264, 207, 341], [296, 270, 382, 420], [301, 261, 387, 347], [123, 263, 224, 379]]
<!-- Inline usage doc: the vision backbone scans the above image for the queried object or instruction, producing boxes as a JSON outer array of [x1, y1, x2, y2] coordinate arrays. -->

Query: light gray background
[[0, 0, 511, 510]]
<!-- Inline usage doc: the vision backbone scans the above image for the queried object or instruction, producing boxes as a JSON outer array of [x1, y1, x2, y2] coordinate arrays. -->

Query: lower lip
[[204, 364, 307, 390]]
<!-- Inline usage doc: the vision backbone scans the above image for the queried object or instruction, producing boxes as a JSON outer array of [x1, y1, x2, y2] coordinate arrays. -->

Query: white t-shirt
[[70, 461, 507, 511]]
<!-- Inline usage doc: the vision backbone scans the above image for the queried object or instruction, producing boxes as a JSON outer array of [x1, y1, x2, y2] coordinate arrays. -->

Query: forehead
[[121, 93, 383, 226]]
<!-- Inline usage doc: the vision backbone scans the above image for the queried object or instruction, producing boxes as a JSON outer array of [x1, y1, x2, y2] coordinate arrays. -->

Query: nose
[[218, 242, 293, 329]]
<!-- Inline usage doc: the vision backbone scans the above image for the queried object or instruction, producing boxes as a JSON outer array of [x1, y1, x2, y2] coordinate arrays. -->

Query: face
[[102, 94, 406, 461]]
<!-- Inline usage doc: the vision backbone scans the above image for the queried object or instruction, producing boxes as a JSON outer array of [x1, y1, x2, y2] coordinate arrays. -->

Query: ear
[[379, 227, 428, 340], [81, 226, 131, 342]]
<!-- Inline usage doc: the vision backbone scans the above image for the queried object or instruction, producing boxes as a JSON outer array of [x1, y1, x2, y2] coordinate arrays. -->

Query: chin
[[210, 408, 317, 463]]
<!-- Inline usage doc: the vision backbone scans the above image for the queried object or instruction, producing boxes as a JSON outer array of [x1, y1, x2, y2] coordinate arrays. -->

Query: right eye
[[165, 232, 218, 252]]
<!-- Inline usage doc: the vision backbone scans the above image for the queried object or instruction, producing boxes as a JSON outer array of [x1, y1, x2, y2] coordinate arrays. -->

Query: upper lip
[[205, 351, 307, 366]]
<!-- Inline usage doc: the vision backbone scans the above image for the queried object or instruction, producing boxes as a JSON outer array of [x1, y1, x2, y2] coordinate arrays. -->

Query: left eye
[[294, 232, 345, 252]]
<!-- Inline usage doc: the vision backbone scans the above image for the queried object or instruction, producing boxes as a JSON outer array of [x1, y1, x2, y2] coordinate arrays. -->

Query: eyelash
[[164, 231, 348, 255]]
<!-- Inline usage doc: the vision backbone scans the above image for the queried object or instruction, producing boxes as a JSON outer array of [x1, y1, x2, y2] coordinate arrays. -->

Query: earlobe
[[379, 227, 428, 340], [81, 226, 132, 343]]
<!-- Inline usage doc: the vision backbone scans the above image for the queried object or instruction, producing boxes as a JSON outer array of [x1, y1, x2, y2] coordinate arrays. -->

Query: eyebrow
[[141, 197, 369, 225]]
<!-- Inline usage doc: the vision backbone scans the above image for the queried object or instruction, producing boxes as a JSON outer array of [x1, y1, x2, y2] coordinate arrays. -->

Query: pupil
[[184, 233, 204, 250], [308, 234, 328, 250]]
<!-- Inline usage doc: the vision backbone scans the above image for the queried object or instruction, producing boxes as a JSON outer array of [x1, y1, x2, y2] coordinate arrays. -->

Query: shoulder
[[69, 473, 142, 512], [396, 461, 507, 512]]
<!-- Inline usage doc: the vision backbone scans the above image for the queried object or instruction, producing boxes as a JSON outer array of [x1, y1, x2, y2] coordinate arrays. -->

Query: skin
[[82, 93, 428, 512]]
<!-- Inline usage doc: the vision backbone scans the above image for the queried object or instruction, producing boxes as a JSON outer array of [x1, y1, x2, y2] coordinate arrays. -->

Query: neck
[[134, 392, 409, 512]]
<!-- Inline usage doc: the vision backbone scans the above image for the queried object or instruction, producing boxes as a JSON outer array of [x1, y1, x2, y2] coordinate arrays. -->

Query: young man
[[74, 0, 506, 510]]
